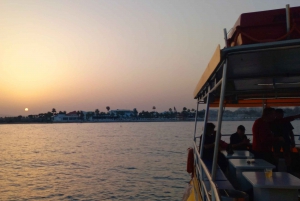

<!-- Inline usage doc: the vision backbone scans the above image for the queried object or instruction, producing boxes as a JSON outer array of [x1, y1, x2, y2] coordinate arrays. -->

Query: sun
[[25, 108, 29, 111]]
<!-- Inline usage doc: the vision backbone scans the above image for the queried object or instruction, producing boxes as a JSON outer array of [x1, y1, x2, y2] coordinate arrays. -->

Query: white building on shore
[[109, 109, 133, 118], [53, 109, 135, 122], [53, 111, 80, 122]]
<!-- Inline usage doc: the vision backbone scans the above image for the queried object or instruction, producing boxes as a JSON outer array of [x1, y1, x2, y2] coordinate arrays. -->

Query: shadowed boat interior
[[194, 39, 300, 107]]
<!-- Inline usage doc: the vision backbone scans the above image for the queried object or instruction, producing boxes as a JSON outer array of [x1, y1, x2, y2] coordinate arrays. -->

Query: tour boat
[[185, 5, 300, 201]]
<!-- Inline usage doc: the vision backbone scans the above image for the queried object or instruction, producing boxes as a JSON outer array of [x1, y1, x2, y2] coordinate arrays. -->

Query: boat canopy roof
[[194, 39, 300, 107]]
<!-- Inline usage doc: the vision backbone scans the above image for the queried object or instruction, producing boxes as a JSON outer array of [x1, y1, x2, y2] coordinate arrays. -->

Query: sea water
[[0, 121, 299, 200]]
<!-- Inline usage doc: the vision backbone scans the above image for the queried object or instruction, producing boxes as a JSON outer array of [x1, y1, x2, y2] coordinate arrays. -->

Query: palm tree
[[152, 106, 156, 118], [95, 109, 100, 116], [86, 112, 94, 121], [46, 112, 53, 120], [191, 108, 196, 116], [133, 108, 138, 118], [106, 106, 110, 113], [52, 108, 56, 116], [187, 109, 191, 117], [181, 107, 187, 118], [80, 111, 84, 120]]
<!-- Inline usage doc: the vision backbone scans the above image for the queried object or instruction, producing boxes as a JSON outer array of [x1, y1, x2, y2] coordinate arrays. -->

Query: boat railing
[[193, 141, 220, 201], [220, 134, 300, 146]]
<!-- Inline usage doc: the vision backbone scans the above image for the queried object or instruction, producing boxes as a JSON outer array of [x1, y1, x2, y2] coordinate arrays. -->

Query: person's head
[[262, 107, 275, 122], [275, 108, 284, 119], [237, 125, 245, 135], [206, 123, 216, 135]]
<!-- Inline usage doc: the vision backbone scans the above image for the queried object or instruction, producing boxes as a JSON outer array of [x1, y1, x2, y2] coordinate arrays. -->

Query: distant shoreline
[[0, 118, 259, 125]]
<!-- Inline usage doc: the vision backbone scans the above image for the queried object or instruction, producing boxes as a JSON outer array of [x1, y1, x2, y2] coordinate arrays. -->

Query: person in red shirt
[[252, 107, 283, 165]]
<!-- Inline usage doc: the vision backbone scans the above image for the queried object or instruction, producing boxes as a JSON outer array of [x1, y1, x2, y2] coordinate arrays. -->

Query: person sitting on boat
[[201, 122, 228, 172], [201, 123, 217, 159], [271, 108, 296, 172], [252, 107, 283, 165], [230, 125, 251, 150]]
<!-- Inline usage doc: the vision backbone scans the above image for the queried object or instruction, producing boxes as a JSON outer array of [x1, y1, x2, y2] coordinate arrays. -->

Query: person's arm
[[231, 139, 248, 148], [230, 134, 247, 148], [278, 114, 300, 123]]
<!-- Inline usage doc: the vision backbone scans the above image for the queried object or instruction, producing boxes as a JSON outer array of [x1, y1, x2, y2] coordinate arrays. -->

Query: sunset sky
[[1, 0, 300, 116]]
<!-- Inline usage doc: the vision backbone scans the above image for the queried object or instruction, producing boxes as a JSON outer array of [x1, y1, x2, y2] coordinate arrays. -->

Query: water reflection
[[1, 121, 299, 200], [0, 122, 193, 200]]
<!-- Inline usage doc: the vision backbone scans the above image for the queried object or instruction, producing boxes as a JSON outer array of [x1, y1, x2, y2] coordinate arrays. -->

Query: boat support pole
[[286, 4, 290, 39], [224, 28, 228, 48], [198, 94, 210, 199], [193, 98, 199, 142], [211, 60, 228, 181], [199, 94, 210, 158]]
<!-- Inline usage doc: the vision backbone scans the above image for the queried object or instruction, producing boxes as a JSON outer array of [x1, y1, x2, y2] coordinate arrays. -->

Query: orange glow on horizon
[[1, 1, 299, 116]]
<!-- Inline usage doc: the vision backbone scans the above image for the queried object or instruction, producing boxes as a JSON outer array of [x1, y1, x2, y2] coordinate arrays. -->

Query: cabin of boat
[[186, 5, 300, 201]]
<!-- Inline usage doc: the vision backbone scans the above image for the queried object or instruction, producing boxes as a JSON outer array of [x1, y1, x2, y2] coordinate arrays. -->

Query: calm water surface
[[1, 121, 300, 200]]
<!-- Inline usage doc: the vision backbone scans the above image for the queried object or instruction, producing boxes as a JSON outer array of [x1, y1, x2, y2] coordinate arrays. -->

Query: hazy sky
[[1, 0, 300, 116]]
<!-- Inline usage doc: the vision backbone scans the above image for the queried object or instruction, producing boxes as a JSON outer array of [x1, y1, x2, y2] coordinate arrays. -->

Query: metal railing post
[[224, 28, 228, 48], [199, 94, 211, 158], [194, 141, 220, 201], [286, 4, 290, 39], [212, 60, 228, 181], [193, 98, 200, 142]]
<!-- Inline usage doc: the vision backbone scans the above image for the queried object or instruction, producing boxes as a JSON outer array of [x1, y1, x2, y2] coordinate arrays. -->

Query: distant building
[[83, 111, 94, 121], [109, 109, 133, 118], [53, 111, 80, 122]]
